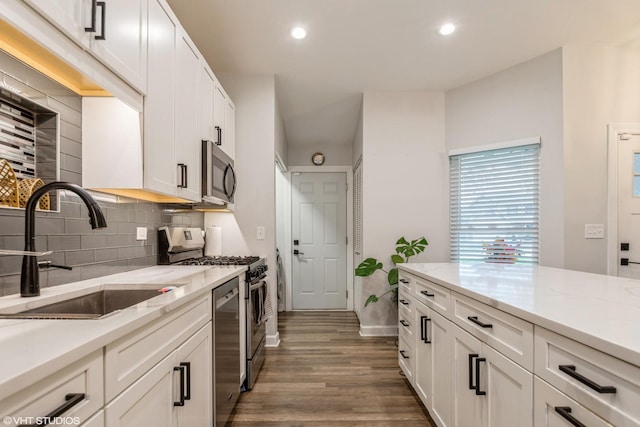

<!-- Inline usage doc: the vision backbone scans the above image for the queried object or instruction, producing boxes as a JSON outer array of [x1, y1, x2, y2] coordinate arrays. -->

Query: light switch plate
[[584, 224, 604, 239], [136, 227, 148, 241], [256, 226, 265, 240]]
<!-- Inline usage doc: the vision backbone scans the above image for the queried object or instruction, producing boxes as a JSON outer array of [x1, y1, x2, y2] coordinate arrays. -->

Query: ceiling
[[166, 0, 640, 154]]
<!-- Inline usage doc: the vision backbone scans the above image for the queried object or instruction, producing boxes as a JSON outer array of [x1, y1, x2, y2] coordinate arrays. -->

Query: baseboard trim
[[359, 325, 398, 337], [265, 331, 280, 347]]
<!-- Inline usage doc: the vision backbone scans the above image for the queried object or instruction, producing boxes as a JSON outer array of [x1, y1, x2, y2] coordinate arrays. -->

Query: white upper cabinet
[[23, 0, 147, 93], [202, 65, 235, 160]]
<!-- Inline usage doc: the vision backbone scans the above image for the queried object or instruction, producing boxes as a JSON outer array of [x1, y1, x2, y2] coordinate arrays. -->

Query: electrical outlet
[[256, 226, 265, 240], [136, 227, 148, 241]]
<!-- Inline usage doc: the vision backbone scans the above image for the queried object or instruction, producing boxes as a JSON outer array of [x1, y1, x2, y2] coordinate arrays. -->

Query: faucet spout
[[21, 182, 108, 297]]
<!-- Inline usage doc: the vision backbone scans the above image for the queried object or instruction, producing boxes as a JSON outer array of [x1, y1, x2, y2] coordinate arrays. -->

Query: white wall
[[352, 102, 363, 167], [445, 49, 565, 268], [205, 74, 279, 344], [275, 93, 288, 166], [359, 91, 448, 333], [563, 45, 640, 273]]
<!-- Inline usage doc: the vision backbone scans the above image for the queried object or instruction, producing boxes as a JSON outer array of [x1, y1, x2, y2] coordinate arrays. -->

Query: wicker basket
[[0, 159, 19, 208], [19, 177, 50, 210]]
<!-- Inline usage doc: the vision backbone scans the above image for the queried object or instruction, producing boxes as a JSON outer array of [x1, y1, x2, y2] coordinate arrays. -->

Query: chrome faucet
[[21, 182, 107, 297]]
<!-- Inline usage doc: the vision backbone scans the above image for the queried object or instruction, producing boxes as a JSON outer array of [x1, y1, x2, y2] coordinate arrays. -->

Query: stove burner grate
[[177, 256, 260, 266]]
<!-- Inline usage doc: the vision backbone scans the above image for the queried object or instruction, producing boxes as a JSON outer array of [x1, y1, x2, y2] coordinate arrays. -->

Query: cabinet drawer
[[105, 293, 212, 401], [398, 307, 414, 345], [0, 350, 103, 425], [452, 291, 533, 370], [414, 276, 450, 318], [398, 273, 415, 293], [535, 327, 640, 427], [399, 335, 414, 384], [534, 377, 614, 427], [398, 288, 413, 316]]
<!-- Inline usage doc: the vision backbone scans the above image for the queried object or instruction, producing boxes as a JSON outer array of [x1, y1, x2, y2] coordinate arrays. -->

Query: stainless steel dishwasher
[[213, 276, 240, 426]]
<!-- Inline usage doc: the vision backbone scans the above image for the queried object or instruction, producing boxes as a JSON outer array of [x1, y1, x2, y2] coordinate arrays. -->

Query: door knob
[[294, 249, 304, 255]]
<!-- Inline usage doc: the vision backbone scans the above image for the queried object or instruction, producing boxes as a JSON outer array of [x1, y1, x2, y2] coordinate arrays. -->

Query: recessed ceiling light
[[439, 23, 456, 36], [290, 27, 307, 40]]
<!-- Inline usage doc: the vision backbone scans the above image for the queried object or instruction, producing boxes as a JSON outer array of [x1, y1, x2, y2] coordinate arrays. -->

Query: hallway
[[228, 311, 435, 426]]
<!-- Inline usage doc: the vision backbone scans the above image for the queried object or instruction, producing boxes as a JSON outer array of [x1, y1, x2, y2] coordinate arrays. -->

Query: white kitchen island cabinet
[[398, 262, 640, 427], [105, 324, 212, 427], [22, 0, 148, 93]]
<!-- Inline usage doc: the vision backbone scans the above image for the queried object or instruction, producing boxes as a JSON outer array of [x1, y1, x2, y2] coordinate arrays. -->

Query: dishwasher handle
[[216, 287, 239, 309]]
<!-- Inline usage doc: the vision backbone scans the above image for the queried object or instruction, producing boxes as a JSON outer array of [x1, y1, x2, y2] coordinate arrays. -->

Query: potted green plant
[[355, 237, 428, 306]]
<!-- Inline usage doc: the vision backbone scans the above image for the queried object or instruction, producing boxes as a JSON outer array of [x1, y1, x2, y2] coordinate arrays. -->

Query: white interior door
[[617, 133, 640, 279], [291, 172, 347, 309]]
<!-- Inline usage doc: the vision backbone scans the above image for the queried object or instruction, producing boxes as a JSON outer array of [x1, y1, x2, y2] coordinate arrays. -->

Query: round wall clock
[[311, 152, 325, 165]]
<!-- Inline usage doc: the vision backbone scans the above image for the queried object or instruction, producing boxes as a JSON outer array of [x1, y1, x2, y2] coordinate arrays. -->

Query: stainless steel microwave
[[202, 140, 236, 206]]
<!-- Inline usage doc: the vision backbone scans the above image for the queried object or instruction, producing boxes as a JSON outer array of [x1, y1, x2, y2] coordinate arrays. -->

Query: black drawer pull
[[84, 0, 97, 32], [399, 319, 410, 327], [420, 290, 435, 298], [558, 365, 617, 394], [554, 406, 586, 427], [174, 365, 186, 406], [475, 357, 487, 396], [20, 393, 85, 426], [468, 316, 493, 328], [181, 362, 191, 400], [468, 354, 478, 390], [95, 1, 106, 40], [420, 316, 431, 344], [399, 278, 410, 284], [399, 299, 410, 306], [399, 350, 410, 359]]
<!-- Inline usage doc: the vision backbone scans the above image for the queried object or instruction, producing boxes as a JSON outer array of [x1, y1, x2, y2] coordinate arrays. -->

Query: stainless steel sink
[[0, 287, 169, 320]]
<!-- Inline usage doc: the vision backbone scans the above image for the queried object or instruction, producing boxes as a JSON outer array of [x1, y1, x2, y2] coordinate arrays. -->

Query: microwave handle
[[223, 164, 237, 198]]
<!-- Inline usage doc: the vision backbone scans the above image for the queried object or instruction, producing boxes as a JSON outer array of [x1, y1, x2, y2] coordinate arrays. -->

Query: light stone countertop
[[398, 262, 640, 368], [0, 265, 246, 401]]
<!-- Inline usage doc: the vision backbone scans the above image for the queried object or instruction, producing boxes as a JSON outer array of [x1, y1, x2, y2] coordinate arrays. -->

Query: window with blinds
[[449, 143, 540, 264]]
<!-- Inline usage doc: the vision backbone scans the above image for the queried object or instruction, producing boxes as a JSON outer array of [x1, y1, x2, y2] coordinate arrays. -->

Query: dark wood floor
[[228, 311, 436, 426]]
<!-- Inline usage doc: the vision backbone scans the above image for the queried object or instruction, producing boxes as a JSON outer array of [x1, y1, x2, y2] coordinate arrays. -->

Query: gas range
[[158, 227, 267, 279]]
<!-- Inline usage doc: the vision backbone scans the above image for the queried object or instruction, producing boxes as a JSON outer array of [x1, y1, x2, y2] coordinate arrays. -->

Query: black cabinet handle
[[422, 316, 431, 344], [174, 365, 186, 406], [95, 1, 106, 40], [399, 278, 410, 284], [399, 299, 409, 306], [20, 393, 85, 426], [475, 357, 487, 395], [85, 0, 97, 32], [399, 350, 410, 359], [468, 316, 493, 328], [399, 319, 410, 327], [420, 290, 435, 298], [554, 407, 586, 427], [558, 365, 617, 394], [177, 163, 188, 188], [215, 126, 222, 145], [468, 354, 478, 390], [181, 362, 191, 400]]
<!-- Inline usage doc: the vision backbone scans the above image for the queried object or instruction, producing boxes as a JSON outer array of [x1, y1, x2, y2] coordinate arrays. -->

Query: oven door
[[247, 279, 267, 357], [202, 140, 236, 205]]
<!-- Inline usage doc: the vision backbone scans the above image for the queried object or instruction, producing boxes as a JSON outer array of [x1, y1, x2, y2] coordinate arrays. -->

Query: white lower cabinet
[[451, 324, 533, 427], [414, 301, 451, 427], [105, 323, 212, 427], [534, 377, 614, 427]]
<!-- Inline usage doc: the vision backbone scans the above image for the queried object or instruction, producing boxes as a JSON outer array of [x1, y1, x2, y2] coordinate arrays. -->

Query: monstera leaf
[[355, 258, 383, 277], [396, 237, 428, 259]]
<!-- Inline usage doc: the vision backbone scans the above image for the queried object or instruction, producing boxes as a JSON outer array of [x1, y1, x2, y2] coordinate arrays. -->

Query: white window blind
[[449, 143, 540, 264]]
